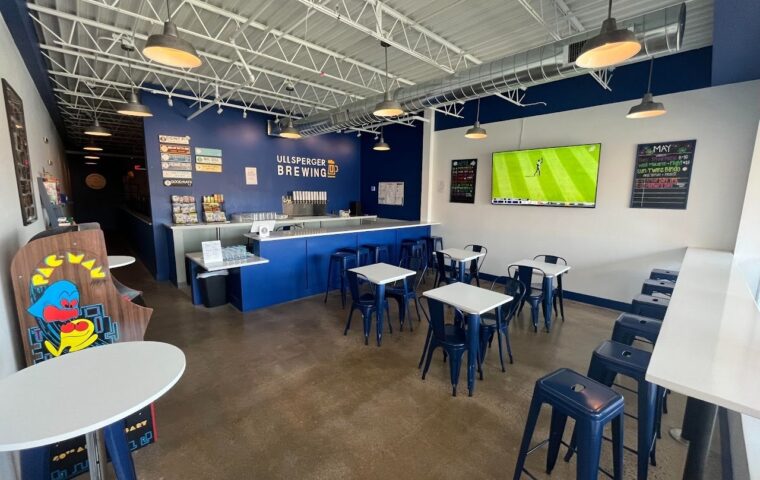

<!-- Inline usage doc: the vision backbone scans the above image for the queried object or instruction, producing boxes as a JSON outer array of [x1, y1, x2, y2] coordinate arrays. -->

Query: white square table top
[[349, 262, 415, 285], [438, 248, 485, 263], [423, 282, 512, 315], [510, 259, 571, 278]]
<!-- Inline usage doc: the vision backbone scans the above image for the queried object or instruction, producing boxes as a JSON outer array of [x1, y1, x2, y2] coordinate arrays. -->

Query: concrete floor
[[112, 259, 696, 480]]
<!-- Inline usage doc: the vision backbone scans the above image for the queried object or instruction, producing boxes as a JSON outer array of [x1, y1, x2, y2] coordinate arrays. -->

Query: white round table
[[107, 255, 136, 269], [0, 341, 185, 478]]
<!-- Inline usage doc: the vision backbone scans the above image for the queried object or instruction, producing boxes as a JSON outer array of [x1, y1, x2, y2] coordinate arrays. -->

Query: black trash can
[[197, 270, 228, 307]]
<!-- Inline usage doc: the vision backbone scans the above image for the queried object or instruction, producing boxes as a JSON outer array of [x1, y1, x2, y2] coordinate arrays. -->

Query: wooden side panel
[[10, 229, 152, 366]]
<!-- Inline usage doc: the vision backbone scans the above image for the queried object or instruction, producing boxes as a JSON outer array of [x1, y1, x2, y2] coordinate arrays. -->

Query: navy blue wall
[[712, 0, 760, 86], [436, 47, 713, 131], [360, 124, 423, 221], [143, 93, 361, 280]]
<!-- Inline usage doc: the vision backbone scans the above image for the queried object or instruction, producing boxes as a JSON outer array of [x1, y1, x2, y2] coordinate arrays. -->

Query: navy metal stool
[[611, 313, 662, 346], [631, 294, 669, 320], [324, 251, 357, 308], [641, 279, 675, 296], [565, 341, 658, 480], [423, 236, 443, 268], [361, 243, 390, 264], [649, 268, 678, 281], [337, 246, 370, 267], [513, 368, 624, 480]]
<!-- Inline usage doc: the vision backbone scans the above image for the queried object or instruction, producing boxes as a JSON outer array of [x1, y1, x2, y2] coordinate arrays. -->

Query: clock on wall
[[85, 173, 107, 190]]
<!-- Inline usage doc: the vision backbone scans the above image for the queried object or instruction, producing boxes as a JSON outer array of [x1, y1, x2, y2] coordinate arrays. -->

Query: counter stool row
[[513, 268, 676, 479]]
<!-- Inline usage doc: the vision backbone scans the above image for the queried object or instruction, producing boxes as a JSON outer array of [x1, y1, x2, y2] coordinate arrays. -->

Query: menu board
[[630, 140, 696, 210], [3, 79, 37, 225], [159, 134, 193, 187], [378, 181, 404, 206], [450, 159, 477, 203]]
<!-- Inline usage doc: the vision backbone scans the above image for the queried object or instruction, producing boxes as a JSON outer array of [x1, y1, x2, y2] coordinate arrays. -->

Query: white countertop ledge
[[245, 219, 438, 242], [165, 215, 377, 230], [646, 248, 760, 419]]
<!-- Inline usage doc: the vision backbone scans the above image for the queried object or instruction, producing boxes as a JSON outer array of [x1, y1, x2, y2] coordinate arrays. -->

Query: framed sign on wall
[[630, 140, 697, 209], [450, 159, 477, 203], [378, 181, 404, 206], [3, 79, 37, 225]]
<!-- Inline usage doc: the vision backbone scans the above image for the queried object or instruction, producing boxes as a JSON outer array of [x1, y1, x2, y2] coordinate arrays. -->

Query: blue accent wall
[[142, 93, 361, 280], [360, 123, 423, 220], [435, 47, 713, 131], [712, 0, 760, 85]]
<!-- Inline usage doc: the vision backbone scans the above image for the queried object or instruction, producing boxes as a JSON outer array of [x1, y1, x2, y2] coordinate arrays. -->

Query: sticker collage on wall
[[159, 135, 193, 187]]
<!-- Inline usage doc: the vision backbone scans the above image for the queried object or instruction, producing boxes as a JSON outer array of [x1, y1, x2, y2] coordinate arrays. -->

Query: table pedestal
[[85, 429, 107, 480]]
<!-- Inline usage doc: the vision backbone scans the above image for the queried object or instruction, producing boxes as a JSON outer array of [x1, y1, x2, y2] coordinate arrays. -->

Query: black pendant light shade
[[279, 117, 302, 139], [576, 0, 641, 69], [143, 1, 202, 69], [84, 118, 111, 137], [627, 59, 666, 119], [373, 129, 390, 151], [117, 91, 153, 117]]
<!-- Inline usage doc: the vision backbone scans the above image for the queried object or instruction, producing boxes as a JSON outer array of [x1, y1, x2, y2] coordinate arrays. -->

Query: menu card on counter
[[201, 240, 223, 264], [630, 140, 696, 210], [450, 159, 477, 203]]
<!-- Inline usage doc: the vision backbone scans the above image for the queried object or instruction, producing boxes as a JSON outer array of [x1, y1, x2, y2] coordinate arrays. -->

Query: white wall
[[427, 80, 760, 303], [0, 15, 67, 479], [734, 121, 760, 301]]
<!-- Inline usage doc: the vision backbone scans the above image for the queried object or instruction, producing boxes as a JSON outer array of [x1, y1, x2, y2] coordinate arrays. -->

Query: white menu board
[[378, 181, 404, 206]]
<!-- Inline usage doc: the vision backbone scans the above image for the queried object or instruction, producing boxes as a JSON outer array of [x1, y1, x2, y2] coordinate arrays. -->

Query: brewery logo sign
[[275, 155, 339, 179]]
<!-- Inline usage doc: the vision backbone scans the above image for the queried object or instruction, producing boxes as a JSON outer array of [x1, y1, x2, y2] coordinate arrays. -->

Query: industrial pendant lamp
[[373, 128, 390, 151], [84, 118, 111, 137], [373, 42, 404, 117], [464, 99, 487, 139], [83, 144, 103, 151], [143, 0, 202, 69], [627, 58, 666, 119], [116, 56, 153, 117], [279, 117, 302, 139], [576, 0, 641, 69]]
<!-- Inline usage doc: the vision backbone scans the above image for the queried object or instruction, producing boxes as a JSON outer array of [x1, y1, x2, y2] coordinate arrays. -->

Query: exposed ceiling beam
[[296, 0, 482, 74]]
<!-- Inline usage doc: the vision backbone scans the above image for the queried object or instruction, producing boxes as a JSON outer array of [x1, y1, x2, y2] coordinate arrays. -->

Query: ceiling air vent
[[566, 40, 586, 64]]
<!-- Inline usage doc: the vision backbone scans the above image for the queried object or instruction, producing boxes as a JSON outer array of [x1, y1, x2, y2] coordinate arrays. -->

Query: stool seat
[[631, 294, 669, 320], [641, 279, 675, 296], [538, 368, 625, 419], [361, 244, 390, 264], [612, 313, 662, 345], [650, 268, 679, 281], [591, 340, 651, 377]]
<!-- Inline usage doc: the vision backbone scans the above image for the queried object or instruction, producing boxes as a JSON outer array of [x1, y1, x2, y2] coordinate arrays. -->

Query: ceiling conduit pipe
[[294, 3, 685, 136]]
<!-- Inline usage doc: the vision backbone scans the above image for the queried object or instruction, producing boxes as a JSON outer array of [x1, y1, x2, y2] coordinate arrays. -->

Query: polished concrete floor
[[112, 258, 698, 480]]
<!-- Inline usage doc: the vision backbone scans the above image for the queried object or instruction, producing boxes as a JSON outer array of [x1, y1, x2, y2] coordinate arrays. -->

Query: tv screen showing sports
[[491, 143, 601, 207]]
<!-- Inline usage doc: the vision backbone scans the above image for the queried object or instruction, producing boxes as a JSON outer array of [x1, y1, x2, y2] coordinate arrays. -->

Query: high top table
[[437, 248, 485, 283], [107, 255, 136, 269], [646, 248, 760, 478], [0, 341, 186, 479], [509, 259, 571, 332], [423, 282, 512, 396], [349, 262, 416, 346]]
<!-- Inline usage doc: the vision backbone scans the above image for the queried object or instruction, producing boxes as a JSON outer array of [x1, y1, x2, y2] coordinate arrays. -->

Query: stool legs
[[513, 393, 543, 480], [546, 409, 568, 473]]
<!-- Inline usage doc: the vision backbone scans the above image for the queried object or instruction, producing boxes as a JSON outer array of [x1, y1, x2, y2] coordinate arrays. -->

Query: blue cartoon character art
[[27, 280, 98, 356], [25, 252, 117, 362]]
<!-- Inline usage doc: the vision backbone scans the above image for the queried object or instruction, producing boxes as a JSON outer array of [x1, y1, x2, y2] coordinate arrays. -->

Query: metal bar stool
[[631, 294, 669, 320], [565, 341, 660, 480], [361, 244, 390, 264], [337, 246, 370, 267], [612, 313, 662, 346], [649, 268, 678, 281], [641, 279, 675, 296], [513, 368, 624, 480], [324, 251, 357, 308]]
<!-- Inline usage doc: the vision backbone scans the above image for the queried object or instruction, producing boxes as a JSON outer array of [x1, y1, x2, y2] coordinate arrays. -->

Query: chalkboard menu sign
[[630, 140, 696, 209], [450, 159, 477, 203]]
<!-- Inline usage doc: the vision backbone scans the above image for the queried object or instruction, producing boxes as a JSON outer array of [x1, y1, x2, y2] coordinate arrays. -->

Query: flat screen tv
[[491, 143, 601, 207]]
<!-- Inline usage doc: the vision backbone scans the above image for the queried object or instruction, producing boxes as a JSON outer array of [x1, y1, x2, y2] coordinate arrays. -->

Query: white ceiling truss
[[24, 0, 713, 152]]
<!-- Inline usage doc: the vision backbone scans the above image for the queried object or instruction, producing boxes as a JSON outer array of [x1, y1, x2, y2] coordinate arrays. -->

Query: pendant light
[[116, 52, 153, 117], [279, 117, 302, 139], [373, 42, 404, 117], [84, 118, 111, 137], [143, 0, 202, 69], [464, 99, 487, 139], [576, 0, 641, 69], [84, 155, 100, 160], [627, 58, 666, 119], [83, 144, 103, 151], [373, 128, 390, 151]]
